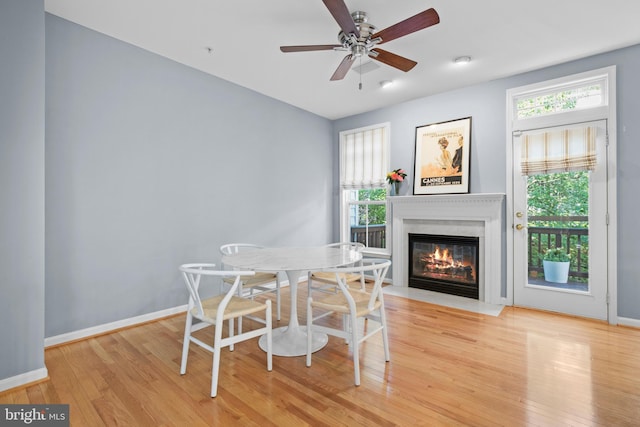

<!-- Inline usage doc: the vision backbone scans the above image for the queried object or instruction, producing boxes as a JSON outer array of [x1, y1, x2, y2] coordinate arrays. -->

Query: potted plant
[[386, 168, 407, 196], [542, 247, 571, 283]]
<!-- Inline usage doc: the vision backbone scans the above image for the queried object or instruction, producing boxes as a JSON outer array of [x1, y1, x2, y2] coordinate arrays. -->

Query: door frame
[[505, 66, 618, 324]]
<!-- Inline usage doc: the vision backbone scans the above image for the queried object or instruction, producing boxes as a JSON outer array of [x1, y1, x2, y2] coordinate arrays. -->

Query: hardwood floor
[[2, 287, 640, 426]]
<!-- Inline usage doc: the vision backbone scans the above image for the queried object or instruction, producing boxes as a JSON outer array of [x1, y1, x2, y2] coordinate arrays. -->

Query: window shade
[[520, 125, 597, 175], [341, 126, 388, 189]]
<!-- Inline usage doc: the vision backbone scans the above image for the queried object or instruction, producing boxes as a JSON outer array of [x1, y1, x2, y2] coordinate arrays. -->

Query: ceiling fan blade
[[330, 54, 355, 81], [280, 44, 341, 53], [322, 0, 359, 36], [372, 8, 440, 44], [370, 48, 417, 72]]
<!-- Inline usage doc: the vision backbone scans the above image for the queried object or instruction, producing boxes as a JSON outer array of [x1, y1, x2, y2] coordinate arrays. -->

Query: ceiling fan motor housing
[[337, 11, 378, 57]]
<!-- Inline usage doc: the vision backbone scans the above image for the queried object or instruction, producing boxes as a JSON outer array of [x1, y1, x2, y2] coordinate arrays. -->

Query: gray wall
[[44, 14, 334, 337], [333, 44, 640, 321], [3, 1, 639, 390], [0, 0, 46, 379]]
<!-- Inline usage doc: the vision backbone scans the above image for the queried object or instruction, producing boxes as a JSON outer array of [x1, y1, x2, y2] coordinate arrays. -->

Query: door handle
[[515, 224, 524, 230]]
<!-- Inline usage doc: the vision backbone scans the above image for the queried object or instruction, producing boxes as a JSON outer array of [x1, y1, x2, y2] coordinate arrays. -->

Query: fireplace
[[409, 233, 480, 299], [389, 193, 505, 305]]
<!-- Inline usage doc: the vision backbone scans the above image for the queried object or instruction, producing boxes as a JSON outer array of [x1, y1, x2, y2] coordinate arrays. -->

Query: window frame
[[339, 122, 391, 256]]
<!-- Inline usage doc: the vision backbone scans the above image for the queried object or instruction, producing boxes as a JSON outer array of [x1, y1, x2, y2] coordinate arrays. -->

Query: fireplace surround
[[389, 193, 505, 305]]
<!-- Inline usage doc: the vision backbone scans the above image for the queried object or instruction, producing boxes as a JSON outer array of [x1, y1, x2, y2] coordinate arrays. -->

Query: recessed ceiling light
[[380, 80, 394, 88], [454, 56, 471, 64]]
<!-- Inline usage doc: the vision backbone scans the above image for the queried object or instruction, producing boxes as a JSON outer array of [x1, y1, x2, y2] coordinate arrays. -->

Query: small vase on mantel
[[390, 181, 402, 196]]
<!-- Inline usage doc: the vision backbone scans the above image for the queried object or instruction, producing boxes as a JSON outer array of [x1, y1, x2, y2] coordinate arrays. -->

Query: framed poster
[[413, 117, 471, 195]]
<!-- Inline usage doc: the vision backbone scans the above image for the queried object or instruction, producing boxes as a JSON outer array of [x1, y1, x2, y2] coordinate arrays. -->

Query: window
[[515, 77, 606, 119], [339, 123, 390, 254], [514, 76, 607, 120]]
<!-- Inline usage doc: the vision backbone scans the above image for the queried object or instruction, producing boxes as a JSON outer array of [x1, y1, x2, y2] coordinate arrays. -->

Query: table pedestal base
[[259, 325, 327, 357]]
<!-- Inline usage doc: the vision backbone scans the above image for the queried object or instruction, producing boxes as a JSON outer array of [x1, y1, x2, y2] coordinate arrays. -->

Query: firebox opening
[[408, 233, 480, 299]]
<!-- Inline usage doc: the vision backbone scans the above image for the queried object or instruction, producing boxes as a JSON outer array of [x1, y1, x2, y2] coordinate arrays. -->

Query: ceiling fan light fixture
[[380, 80, 394, 89], [454, 56, 472, 64]]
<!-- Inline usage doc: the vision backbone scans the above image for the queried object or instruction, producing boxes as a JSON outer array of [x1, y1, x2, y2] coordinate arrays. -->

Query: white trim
[[389, 193, 505, 305], [0, 368, 48, 393], [506, 65, 617, 323], [617, 317, 640, 329], [44, 279, 295, 348], [44, 305, 188, 347]]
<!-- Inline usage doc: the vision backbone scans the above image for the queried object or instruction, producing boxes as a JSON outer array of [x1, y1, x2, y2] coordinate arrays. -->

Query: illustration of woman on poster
[[437, 137, 452, 170]]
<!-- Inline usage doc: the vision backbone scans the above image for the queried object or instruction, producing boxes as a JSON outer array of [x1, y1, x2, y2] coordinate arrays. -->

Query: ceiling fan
[[280, 0, 440, 81]]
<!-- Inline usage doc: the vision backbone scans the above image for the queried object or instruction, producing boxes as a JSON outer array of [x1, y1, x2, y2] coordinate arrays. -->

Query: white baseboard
[[618, 316, 640, 328], [43, 278, 297, 348], [44, 304, 188, 348], [44, 274, 298, 348], [42, 275, 300, 348], [0, 367, 48, 393]]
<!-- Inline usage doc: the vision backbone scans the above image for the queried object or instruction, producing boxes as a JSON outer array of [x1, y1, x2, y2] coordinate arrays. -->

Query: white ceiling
[[44, 0, 640, 120]]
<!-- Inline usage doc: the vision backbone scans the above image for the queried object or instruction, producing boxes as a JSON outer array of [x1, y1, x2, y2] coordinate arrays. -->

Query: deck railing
[[350, 224, 386, 249], [527, 216, 589, 280], [350, 218, 589, 280]]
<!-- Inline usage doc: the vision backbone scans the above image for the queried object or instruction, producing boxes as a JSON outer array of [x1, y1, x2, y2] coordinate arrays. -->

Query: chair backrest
[[325, 242, 365, 253], [220, 244, 265, 269], [325, 242, 365, 286], [321, 259, 391, 311], [179, 263, 255, 320], [220, 244, 264, 270], [220, 243, 264, 256]]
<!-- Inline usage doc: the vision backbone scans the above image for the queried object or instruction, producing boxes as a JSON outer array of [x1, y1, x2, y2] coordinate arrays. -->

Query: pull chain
[[358, 56, 362, 90]]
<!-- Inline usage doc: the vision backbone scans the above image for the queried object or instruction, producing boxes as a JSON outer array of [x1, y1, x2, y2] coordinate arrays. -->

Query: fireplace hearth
[[409, 233, 480, 299]]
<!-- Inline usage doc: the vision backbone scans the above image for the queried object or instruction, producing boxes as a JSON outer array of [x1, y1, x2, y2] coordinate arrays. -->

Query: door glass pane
[[526, 171, 590, 292]]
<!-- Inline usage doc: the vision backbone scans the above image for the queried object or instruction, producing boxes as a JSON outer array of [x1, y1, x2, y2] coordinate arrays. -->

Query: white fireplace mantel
[[389, 193, 505, 305]]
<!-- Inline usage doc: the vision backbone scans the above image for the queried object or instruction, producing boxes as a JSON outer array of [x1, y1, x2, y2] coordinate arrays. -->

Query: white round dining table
[[221, 246, 362, 357]]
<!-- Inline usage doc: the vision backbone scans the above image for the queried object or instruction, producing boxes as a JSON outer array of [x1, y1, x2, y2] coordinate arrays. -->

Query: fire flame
[[423, 246, 467, 269], [417, 245, 476, 282], [434, 246, 452, 264]]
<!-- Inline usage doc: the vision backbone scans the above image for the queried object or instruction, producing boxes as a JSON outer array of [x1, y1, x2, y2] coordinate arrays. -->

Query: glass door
[[512, 120, 608, 320]]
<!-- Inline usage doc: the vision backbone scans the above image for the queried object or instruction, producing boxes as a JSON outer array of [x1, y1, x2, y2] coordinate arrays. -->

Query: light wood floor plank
[[2, 286, 640, 426]]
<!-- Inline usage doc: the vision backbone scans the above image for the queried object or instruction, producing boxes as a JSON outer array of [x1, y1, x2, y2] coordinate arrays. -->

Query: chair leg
[[306, 272, 313, 298], [350, 312, 361, 386], [379, 306, 390, 362], [229, 318, 235, 352], [275, 277, 281, 321], [237, 283, 244, 334], [180, 312, 193, 375], [210, 323, 223, 398], [343, 314, 350, 345]]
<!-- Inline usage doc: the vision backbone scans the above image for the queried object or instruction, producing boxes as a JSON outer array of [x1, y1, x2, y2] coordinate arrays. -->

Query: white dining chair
[[179, 263, 273, 397], [220, 243, 281, 333], [307, 242, 365, 293], [307, 242, 365, 322], [306, 258, 391, 386]]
